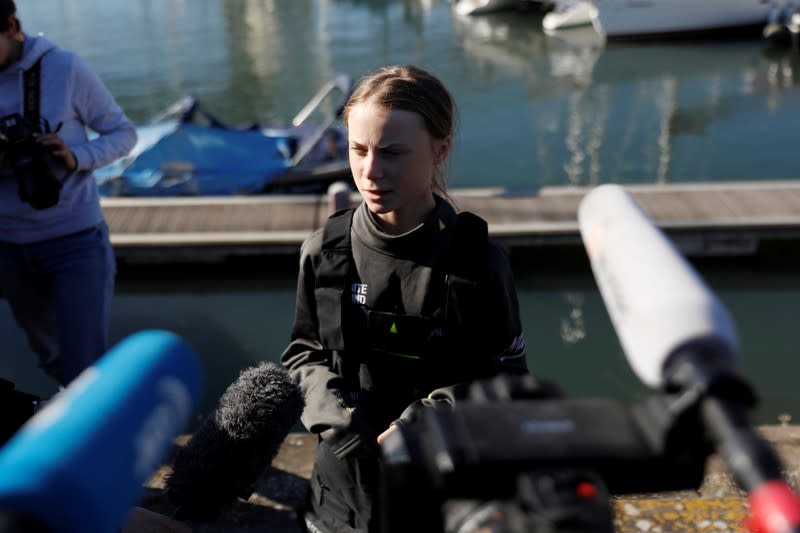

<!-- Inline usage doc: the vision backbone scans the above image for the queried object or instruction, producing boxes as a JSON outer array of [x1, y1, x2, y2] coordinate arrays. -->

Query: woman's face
[[347, 101, 450, 234]]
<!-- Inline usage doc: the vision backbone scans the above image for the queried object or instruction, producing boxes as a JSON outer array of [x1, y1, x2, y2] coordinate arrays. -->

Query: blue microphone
[[0, 330, 203, 533]]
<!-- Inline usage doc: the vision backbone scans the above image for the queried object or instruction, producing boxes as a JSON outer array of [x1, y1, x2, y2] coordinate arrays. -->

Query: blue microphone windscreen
[[0, 330, 203, 533]]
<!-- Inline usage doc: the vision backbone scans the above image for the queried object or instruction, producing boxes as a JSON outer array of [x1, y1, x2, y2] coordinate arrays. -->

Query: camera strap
[[22, 57, 44, 124]]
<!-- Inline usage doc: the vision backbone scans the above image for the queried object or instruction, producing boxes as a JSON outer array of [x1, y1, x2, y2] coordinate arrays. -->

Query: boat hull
[[452, 0, 520, 16], [593, 0, 772, 39], [543, 0, 598, 30]]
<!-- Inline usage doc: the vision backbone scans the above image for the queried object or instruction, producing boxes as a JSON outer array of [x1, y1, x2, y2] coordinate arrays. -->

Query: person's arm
[[481, 240, 529, 375], [68, 54, 137, 171], [280, 234, 374, 459]]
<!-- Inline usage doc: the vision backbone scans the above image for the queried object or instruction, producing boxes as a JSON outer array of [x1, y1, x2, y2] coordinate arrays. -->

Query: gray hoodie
[[0, 33, 136, 243]]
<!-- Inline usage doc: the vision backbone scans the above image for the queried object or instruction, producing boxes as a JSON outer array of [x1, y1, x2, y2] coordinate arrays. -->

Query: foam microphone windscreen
[[167, 361, 305, 520]]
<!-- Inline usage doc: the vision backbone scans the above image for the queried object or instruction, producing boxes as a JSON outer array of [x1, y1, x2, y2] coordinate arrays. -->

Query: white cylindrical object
[[578, 184, 739, 389]]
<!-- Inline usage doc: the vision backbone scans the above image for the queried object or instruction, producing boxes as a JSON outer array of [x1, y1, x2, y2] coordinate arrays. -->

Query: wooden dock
[[101, 180, 800, 263]]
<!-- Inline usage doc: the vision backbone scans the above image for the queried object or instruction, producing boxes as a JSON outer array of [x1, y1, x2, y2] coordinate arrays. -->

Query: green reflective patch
[[375, 348, 421, 360], [390, 323, 398, 334], [439, 219, 446, 231]]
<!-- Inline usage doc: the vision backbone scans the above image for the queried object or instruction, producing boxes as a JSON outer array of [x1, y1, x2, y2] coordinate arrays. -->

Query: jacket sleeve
[[393, 240, 529, 427], [69, 53, 137, 172], [280, 232, 374, 459], [482, 240, 528, 374]]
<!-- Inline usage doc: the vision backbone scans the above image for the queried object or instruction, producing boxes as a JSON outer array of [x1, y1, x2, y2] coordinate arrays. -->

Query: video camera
[[380, 185, 800, 533], [381, 374, 712, 533], [0, 113, 63, 210]]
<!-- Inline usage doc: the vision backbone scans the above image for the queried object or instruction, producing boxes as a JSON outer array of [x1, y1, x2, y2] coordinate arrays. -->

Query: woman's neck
[[371, 194, 437, 235]]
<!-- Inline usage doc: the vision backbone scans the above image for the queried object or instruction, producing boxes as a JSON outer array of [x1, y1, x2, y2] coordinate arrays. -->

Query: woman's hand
[[376, 424, 398, 445], [34, 132, 77, 172]]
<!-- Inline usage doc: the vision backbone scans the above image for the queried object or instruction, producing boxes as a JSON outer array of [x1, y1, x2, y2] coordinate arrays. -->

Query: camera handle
[[441, 468, 615, 533], [662, 350, 800, 533]]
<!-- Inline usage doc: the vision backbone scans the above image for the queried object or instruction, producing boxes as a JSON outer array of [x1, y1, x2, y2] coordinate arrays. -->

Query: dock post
[[328, 181, 352, 214]]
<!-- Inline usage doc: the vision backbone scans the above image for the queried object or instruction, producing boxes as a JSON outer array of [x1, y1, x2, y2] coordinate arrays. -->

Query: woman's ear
[[433, 135, 452, 166]]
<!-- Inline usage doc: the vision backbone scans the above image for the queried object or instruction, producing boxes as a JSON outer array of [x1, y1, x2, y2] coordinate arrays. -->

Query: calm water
[[4, 1, 799, 424], [2, 257, 798, 426], [20, 0, 800, 187]]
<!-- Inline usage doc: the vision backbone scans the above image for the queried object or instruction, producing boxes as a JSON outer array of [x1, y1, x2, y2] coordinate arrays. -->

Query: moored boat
[[763, 2, 800, 48], [543, 0, 598, 31], [95, 75, 353, 197], [592, 0, 773, 40], [451, 0, 522, 16]]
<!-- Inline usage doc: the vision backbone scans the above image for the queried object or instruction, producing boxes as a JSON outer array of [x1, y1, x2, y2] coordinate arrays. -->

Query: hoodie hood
[[5, 32, 57, 73]]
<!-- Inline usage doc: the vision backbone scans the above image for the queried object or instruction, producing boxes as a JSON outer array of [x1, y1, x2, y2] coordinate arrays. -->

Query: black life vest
[[314, 207, 489, 368]]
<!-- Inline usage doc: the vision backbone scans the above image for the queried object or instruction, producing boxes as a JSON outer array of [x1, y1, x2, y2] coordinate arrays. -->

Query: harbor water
[[2, 0, 799, 423], [3, 254, 798, 426], [19, 0, 800, 187]]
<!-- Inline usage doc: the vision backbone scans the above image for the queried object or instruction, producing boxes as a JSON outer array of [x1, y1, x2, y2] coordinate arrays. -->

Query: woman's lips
[[364, 189, 390, 201]]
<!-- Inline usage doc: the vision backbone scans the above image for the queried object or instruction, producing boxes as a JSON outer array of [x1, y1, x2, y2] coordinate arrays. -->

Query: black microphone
[[166, 361, 305, 521]]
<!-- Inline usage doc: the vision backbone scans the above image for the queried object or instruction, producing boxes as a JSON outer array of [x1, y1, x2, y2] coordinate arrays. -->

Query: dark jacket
[[281, 196, 528, 459]]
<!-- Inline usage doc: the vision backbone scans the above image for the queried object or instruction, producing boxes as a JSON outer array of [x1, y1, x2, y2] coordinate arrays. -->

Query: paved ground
[[137, 425, 800, 532]]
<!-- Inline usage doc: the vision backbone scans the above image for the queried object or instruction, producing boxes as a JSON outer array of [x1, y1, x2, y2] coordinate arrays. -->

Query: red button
[[576, 481, 598, 499]]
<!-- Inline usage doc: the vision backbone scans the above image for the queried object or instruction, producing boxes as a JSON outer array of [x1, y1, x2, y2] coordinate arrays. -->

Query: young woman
[[281, 65, 528, 533]]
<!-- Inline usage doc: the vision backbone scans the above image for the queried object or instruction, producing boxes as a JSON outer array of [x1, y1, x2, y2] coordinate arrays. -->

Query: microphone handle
[[701, 397, 800, 533]]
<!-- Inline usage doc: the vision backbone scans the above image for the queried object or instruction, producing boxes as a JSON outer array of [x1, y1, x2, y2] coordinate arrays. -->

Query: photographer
[[0, 0, 136, 387]]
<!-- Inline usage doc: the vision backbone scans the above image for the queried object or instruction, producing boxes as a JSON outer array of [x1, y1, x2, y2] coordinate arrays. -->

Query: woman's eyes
[[349, 145, 404, 156]]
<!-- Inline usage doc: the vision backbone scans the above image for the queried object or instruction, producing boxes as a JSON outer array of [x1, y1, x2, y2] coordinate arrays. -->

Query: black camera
[[380, 374, 713, 533], [0, 113, 63, 210], [0, 378, 41, 446]]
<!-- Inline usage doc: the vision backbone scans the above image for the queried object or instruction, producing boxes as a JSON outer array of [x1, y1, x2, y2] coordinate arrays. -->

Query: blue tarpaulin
[[115, 124, 292, 196]]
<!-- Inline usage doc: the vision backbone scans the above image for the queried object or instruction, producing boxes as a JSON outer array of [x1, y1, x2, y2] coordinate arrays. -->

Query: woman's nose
[[362, 152, 381, 180]]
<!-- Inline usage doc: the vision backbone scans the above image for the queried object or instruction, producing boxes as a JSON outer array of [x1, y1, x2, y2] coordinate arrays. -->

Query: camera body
[[380, 374, 713, 533], [0, 378, 41, 447], [0, 113, 63, 210]]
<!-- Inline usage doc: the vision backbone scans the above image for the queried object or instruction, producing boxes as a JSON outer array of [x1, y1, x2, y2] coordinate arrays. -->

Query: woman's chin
[[363, 197, 394, 214]]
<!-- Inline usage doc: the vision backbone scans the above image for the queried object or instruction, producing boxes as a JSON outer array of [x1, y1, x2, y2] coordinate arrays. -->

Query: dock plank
[[101, 181, 800, 262]]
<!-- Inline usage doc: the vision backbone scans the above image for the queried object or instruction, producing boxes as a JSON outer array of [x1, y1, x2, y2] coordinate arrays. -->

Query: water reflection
[[453, 10, 800, 185], [2, 259, 799, 424], [20, 0, 800, 187], [559, 291, 586, 344]]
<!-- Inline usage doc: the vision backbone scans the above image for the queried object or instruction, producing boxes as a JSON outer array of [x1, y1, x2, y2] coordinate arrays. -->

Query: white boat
[[592, 0, 773, 40], [543, 0, 598, 31], [763, 1, 800, 48], [451, 0, 520, 16]]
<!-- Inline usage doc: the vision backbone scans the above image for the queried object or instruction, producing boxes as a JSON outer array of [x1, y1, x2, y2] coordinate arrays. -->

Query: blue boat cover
[[117, 124, 292, 196]]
